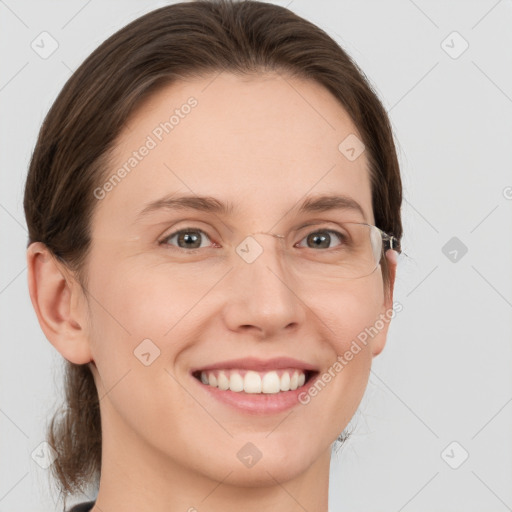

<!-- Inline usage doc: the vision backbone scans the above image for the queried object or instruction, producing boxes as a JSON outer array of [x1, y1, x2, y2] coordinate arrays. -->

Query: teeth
[[244, 371, 262, 393], [261, 371, 280, 394], [229, 372, 244, 392], [217, 371, 230, 391], [199, 368, 309, 393], [290, 371, 298, 390], [280, 371, 290, 391]]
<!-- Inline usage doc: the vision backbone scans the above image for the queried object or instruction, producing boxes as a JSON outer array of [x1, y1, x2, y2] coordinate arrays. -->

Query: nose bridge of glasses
[[250, 231, 285, 250], [243, 231, 287, 262], [251, 231, 285, 239]]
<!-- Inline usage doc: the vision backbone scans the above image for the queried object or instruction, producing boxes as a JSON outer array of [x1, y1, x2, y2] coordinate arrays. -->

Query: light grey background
[[1, 1, 511, 511]]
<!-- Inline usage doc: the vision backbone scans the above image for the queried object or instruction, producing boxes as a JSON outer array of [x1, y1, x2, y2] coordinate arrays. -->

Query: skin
[[27, 71, 397, 512]]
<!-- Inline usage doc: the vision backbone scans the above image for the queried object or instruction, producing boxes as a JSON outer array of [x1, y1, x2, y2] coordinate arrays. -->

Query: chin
[[197, 435, 321, 487]]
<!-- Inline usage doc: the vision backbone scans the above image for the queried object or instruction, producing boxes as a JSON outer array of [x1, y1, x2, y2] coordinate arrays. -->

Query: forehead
[[92, 71, 374, 234]]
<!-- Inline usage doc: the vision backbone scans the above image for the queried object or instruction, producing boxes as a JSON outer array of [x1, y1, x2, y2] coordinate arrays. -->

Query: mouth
[[188, 356, 321, 414]]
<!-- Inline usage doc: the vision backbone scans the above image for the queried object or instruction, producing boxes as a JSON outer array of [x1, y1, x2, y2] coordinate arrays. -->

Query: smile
[[189, 356, 321, 414], [192, 368, 317, 394]]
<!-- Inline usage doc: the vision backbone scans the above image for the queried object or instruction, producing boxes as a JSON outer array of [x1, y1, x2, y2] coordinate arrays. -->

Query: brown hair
[[24, 0, 402, 504]]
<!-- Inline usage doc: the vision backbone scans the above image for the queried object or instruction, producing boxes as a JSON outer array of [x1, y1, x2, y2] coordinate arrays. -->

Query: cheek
[[87, 258, 185, 340], [311, 270, 386, 352], [84, 260, 195, 443], [299, 276, 385, 422], [84, 258, 171, 385], [85, 256, 219, 398]]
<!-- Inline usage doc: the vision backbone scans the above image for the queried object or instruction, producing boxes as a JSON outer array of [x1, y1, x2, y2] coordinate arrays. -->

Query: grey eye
[[297, 230, 345, 250], [163, 229, 211, 250]]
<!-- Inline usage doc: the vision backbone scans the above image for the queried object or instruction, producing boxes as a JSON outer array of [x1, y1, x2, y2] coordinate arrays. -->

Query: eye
[[160, 227, 213, 251], [295, 229, 347, 250]]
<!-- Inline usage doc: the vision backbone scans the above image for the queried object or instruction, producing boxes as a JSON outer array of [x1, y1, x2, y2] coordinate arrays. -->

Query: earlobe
[[26, 242, 92, 365]]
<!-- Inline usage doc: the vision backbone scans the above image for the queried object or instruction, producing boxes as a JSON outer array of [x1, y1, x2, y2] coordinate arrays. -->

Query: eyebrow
[[136, 193, 367, 222]]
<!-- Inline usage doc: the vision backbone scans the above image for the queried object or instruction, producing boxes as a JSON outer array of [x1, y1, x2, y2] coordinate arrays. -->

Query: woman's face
[[82, 72, 396, 486]]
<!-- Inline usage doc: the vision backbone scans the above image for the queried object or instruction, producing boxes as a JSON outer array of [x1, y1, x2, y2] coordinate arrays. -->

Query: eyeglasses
[[237, 221, 398, 281], [162, 221, 398, 281]]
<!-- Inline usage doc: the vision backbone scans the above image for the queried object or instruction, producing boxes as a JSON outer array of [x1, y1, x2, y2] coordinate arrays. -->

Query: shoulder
[[66, 501, 96, 512]]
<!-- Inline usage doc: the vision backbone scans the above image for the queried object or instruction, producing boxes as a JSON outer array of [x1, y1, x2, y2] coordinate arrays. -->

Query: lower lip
[[191, 372, 320, 414]]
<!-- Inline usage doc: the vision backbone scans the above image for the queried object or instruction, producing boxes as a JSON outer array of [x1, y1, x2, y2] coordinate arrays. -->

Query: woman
[[24, 1, 402, 510]]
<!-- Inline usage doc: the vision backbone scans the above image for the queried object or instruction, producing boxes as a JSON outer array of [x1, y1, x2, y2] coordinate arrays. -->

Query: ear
[[371, 249, 398, 357], [26, 242, 93, 364]]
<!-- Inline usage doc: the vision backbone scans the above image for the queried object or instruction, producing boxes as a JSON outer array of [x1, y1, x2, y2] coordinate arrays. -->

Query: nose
[[222, 232, 305, 337]]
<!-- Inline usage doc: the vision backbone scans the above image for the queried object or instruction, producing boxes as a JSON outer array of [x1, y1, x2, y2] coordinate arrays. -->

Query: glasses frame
[[359, 222, 398, 253], [252, 222, 399, 279], [255, 222, 398, 252]]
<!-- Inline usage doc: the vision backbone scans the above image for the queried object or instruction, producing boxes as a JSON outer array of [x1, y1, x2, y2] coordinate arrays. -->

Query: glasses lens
[[288, 223, 383, 280]]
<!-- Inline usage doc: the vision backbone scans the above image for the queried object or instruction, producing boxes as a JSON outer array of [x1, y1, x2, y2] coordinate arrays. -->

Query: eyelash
[[158, 226, 347, 253]]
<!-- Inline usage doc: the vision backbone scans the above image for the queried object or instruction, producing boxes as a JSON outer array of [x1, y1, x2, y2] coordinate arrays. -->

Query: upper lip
[[190, 357, 319, 374]]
